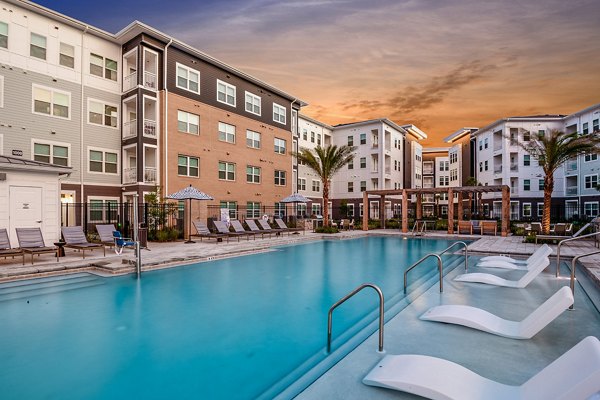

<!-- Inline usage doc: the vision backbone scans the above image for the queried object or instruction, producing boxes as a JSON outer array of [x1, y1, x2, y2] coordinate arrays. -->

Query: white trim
[[522, 202, 532, 217], [31, 138, 71, 166], [177, 154, 200, 178], [584, 173, 598, 189], [273, 102, 286, 124], [244, 91, 261, 116], [584, 201, 599, 217], [177, 109, 200, 135], [0, 133, 3, 155], [175, 62, 200, 94], [87, 146, 119, 175], [217, 79, 236, 107], [0, 75, 4, 108], [87, 98, 119, 129], [32, 84, 72, 120]]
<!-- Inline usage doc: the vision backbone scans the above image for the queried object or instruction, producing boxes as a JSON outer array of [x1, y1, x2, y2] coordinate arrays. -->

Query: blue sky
[[35, 0, 600, 144]]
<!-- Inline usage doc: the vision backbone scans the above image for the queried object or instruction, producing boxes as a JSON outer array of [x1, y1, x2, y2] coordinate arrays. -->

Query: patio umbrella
[[280, 193, 311, 222], [167, 184, 214, 243]]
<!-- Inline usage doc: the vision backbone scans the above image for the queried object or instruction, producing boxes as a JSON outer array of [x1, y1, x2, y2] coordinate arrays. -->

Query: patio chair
[[535, 223, 576, 243], [257, 219, 282, 235], [230, 220, 258, 240], [191, 220, 227, 243], [245, 219, 273, 238], [528, 222, 543, 235], [471, 220, 481, 234], [95, 224, 117, 250], [348, 219, 355, 230], [15, 227, 58, 265], [0, 228, 24, 263], [476, 244, 552, 270], [457, 220, 472, 235], [420, 286, 573, 339], [275, 218, 304, 234], [363, 336, 600, 400], [213, 220, 246, 242], [480, 220, 497, 235], [454, 256, 549, 288], [61, 226, 105, 259], [113, 231, 136, 255]]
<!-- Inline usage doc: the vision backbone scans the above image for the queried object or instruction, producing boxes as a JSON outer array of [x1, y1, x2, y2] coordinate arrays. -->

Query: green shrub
[[315, 226, 339, 234], [154, 228, 180, 242]]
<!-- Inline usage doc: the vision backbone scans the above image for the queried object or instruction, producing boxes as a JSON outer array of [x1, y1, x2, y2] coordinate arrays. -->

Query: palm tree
[[518, 130, 600, 234], [294, 144, 356, 227]]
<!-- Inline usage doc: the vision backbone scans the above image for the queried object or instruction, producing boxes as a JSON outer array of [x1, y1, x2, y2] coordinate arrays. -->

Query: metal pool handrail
[[569, 249, 600, 310], [327, 283, 384, 353], [403, 253, 443, 294], [556, 231, 600, 277], [438, 241, 469, 271]]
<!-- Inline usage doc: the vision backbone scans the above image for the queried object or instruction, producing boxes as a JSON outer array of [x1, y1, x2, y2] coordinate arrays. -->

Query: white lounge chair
[[363, 336, 600, 400], [477, 244, 551, 270], [420, 286, 574, 339], [454, 256, 549, 288]]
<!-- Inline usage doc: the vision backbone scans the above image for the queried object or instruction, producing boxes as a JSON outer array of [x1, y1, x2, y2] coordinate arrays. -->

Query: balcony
[[510, 164, 519, 172], [566, 160, 578, 172], [144, 71, 157, 90], [123, 120, 137, 140], [123, 167, 137, 184], [384, 167, 391, 174], [566, 186, 578, 196], [123, 72, 137, 92], [494, 166, 502, 174], [423, 167, 434, 175], [493, 142, 502, 151], [144, 167, 157, 183], [144, 119, 157, 138]]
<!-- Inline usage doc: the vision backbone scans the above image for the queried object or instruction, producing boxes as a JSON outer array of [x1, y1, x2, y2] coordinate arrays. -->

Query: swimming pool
[[0, 237, 463, 399]]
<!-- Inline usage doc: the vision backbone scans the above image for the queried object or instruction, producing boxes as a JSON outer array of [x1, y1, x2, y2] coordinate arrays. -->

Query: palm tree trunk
[[323, 180, 330, 227], [542, 174, 554, 235]]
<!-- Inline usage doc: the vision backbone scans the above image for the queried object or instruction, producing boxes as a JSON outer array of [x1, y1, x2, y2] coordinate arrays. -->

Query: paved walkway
[[1, 230, 598, 287]]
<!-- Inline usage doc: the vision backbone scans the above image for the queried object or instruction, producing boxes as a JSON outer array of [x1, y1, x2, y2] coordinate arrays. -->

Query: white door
[[9, 186, 43, 246]]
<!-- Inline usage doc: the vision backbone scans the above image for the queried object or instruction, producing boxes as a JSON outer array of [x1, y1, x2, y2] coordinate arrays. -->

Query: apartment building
[[422, 147, 450, 216]]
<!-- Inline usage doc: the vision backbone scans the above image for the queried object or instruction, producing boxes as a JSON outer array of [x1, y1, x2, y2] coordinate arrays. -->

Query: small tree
[[518, 130, 600, 234], [294, 145, 356, 227]]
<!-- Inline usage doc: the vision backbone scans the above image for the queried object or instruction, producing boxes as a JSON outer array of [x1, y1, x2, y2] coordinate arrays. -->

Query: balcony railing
[[510, 164, 519, 172], [566, 186, 578, 196], [144, 71, 157, 90], [384, 167, 391, 174], [494, 166, 502, 173], [123, 72, 137, 92], [144, 119, 157, 138], [144, 167, 157, 183], [423, 167, 434, 175], [123, 167, 137, 184], [123, 120, 137, 140], [493, 143, 502, 151]]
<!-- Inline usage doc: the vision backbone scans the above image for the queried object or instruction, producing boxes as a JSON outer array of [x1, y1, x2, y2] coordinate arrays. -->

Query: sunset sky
[[38, 0, 600, 145]]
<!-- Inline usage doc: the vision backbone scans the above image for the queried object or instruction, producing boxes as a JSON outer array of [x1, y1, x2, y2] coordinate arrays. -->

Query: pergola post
[[457, 191, 463, 222], [362, 190, 369, 231], [380, 195, 386, 229], [502, 185, 510, 237], [447, 188, 454, 234], [402, 189, 408, 233], [416, 194, 422, 220]]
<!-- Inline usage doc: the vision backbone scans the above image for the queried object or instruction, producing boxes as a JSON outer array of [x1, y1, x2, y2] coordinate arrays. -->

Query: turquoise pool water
[[0, 237, 461, 399]]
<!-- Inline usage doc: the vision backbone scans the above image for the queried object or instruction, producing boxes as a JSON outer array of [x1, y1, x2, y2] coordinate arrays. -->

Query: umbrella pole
[[185, 198, 195, 243]]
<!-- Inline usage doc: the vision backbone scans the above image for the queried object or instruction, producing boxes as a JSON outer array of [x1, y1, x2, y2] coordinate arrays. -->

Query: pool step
[[0, 273, 104, 301]]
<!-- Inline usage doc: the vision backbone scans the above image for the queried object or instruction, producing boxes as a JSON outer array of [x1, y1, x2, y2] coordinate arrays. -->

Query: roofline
[[401, 124, 428, 140], [444, 127, 478, 143], [0, 156, 73, 174], [298, 113, 334, 130], [474, 116, 566, 135], [564, 102, 600, 119], [333, 118, 409, 135], [422, 147, 450, 153]]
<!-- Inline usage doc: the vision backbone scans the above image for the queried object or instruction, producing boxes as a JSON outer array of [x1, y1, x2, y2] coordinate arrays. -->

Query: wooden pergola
[[362, 185, 511, 237]]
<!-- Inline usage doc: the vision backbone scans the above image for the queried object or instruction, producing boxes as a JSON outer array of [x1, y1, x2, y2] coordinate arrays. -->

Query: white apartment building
[[422, 148, 450, 216]]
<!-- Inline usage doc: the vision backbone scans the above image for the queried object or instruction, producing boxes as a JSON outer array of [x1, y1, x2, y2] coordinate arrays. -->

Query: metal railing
[[123, 119, 137, 139], [144, 119, 157, 138], [123, 72, 137, 91], [569, 250, 600, 310], [403, 253, 443, 293], [438, 241, 469, 271], [327, 283, 384, 352], [144, 71, 157, 89], [555, 227, 597, 277]]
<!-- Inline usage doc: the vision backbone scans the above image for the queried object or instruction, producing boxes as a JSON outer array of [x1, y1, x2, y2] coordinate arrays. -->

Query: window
[[348, 204, 355, 217], [274, 138, 286, 154], [90, 53, 117, 81], [89, 198, 118, 222], [273, 103, 286, 124], [246, 166, 260, 183], [176, 63, 200, 93], [360, 181, 366, 192], [484, 138, 488, 149], [524, 154, 531, 166], [218, 122, 236, 143], [582, 122, 589, 135], [348, 136, 353, 146], [245, 92, 261, 115], [484, 160, 488, 171], [310, 131, 315, 143], [246, 130, 261, 148], [450, 169, 457, 181], [30, 33, 46, 60], [348, 182, 354, 192], [479, 140, 482, 151], [312, 180, 320, 192], [220, 201, 238, 218], [317, 134, 322, 146], [274, 170, 286, 186], [217, 80, 236, 106], [584, 153, 598, 162], [593, 119, 599, 133], [312, 204, 321, 216], [584, 202, 599, 217], [178, 155, 199, 177], [302, 129, 307, 141], [246, 202, 261, 218], [59, 43, 74, 68], [298, 178, 306, 191], [177, 110, 199, 134], [523, 131, 531, 141], [218, 162, 235, 181], [89, 100, 117, 127], [538, 130, 545, 139], [449, 152, 458, 163], [539, 179, 544, 191], [33, 142, 69, 166], [585, 174, 598, 189], [0, 22, 7, 49], [537, 203, 544, 217], [348, 160, 353, 170], [439, 176, 449, 186], [360, 133, 366, 145], [0, 75, 4, 108], [360, 157, 366, 168], [33, 86, 70, 118], [523, 203, 532, 217], [523, 179, 530, 191], [89, 149, 117, 173]]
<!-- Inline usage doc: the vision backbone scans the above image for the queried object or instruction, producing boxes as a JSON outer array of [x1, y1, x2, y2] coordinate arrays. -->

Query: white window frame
[[177, 110, 200, 135], [246, 165, 261, 184], [218, 161, 236, 181], [523, 179, 531, 191], [32, 84, 71, 120], [584, 153, 598, 162], [244, 91, 261, 115], [246, 202, 261, 218], [298, 178, 306, 191], [31, 139, 71, 166], [537, 203, 544, 217], [522, 202, 532, 217], [88, 146, 119, 174], [218, 122, 236, 144], [273, 103, 286, 124], [176, 62, 200, 94], [217, 79, 236, 107], [348, 181, 354, 193], [274, 170, 286, 186], [312, 180, 320, 192], [30, 32, 47, 60], [584, 202, 599, 217], [584, 174, 598, 189], [274, 138, 286, 154], [348, 204, 355, 217], [88, 197, 119, 223], [87, 98, 118, 128], [246, 130, 261, 149], [59, 42, 75, 69], [90, 53, 117, 81], [0, 75, 3, 108], [0, 21, 7, 50], [178, 155, 199, 177]]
